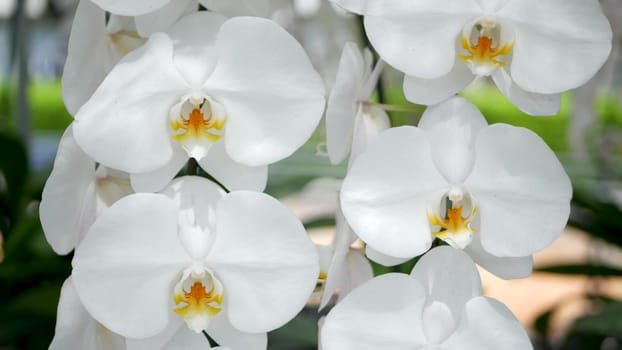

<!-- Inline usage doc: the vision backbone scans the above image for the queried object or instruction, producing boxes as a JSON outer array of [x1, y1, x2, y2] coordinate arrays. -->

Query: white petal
[[130, 145, 188, 193], [365, 245, 410, 267], [422, 301, 455, 345], [418, 96, 487, 184], [348, 105, 390, 164], [339, 250, 374, 302], [61, 0, 110, 116], [443, 297, 532, 350], [125, 320, 183, 350], [465, 233, 533, 279], [205, 17, 325, 166], [491, 68, 561, 116], [321, 273, 427, 350], [200, 0, 274, 17], [465, 124, 572, 257], [326, 42, 366, 165], [402, 61, 474, 105], [498, 0, 612, 94], [410, 247, 482, 318], [166, 12, 227, 87], [50, 278, 126, 350], [320, 208, 354, 310], [73, 33, 188, 174], [163, 325, 211, 350], [341, 126, 447, 259], [72, 194, 189, 338], [363, 0, 480, 78], [90, 0, 171, 16], [40, 126, 96, 255], [476, 0, 510, 13], [198, 140, 268, 192], [206, 191, 319, 333], [207, 313, 267, 350], [162, 176, 227, 258], [134, 0, 197, 37]]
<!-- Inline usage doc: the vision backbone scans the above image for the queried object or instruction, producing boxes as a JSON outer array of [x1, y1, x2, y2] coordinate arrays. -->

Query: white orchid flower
[[321, 247, 533, 350], [71, 176, 319, 349], [326, 42, 389, 165], [40, 124, 133, 255], [73, 12, 325, 193], [317, 206, 373, 310], [332, 0, 612, 115], [340, 97, 572, 279], [50, 277, 210, 350], [62, 0, 145, 116]]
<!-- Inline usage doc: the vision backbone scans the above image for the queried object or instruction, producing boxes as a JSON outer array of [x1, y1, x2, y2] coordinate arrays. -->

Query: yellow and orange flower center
[[458, 22, 514, 76], [427, 205, 478, 249], [170, 100, 227, 159], [174, 279, 223, 333], [171, 107, 226, 144]]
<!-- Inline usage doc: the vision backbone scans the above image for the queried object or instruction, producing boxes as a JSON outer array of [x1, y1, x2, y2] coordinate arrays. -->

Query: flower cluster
[[40, 0, 612, 349]]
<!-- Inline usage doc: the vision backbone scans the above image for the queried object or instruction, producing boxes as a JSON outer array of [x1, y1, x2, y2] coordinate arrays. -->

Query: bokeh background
[[1, 0, 622, 349]]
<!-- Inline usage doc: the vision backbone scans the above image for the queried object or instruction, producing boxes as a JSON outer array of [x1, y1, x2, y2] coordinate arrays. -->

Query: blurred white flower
[[332, 0, 612, 115], [40, 124, 133, 255], [325, 42, 389, 165]]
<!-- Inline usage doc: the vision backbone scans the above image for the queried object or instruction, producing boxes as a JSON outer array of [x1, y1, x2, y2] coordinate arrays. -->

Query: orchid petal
[[134, 0, 197, 37], [130, 145, 187, 193], [198, 140, 268, 192], [50, 278, 125, 350], [491, 68, 561, 116], [207, 191, 319, 333], [61, 0, 110, 116], [410, 247, 482, 317], [166, 12, 227, 87], [465, 124, 572, 257], [339, 250, 374, 302], [200, 0, 275, 17], [341, 126, 447, 259], [320, 208, 354, 310], [443, 297, 532, 350], [73, 33, 188, 173], [365, 245, 411, 267], [498, 0, 612, 94], [205, 17, 325, 166], [326, 42, 366, 165], [363, 0, 480, 79], [40, 126, 96, 255], [90, 0, 171, 16], [72, 194, 189, 338], [465, 233, 533, 279], [321, 273, 427, 350], [207, 313, 267, 350], [349, 105, 390, 165], [402, 61, 474, 106], [418, 96, 487, 184]]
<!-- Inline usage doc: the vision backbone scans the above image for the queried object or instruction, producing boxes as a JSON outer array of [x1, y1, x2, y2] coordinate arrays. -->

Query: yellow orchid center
[[170, 98, 226, 160], [458, 20, 514, 76], [427, 204, 478, 249], [173, 269, 224, 333]]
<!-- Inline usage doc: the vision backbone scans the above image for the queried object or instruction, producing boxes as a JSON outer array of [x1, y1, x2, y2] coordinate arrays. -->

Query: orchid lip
[[173, 265, 224, 333], [170, 96, 227, 160], [457, 17, 514, 77]]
